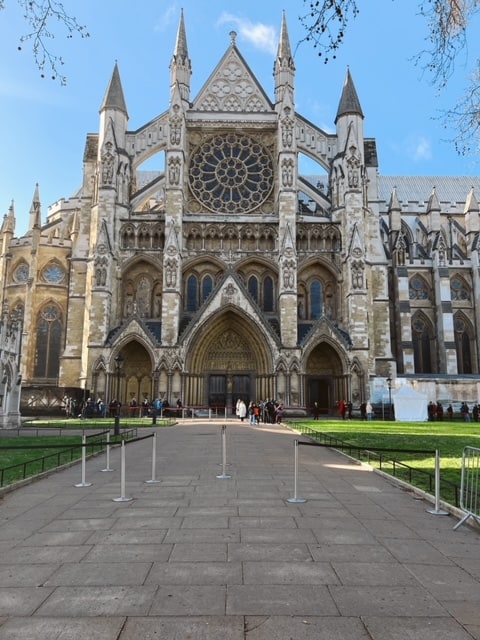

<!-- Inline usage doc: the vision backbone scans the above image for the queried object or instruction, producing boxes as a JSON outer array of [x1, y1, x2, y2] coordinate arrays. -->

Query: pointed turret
[[274, 11, 295, 104], [335, 68, 364, 123], [29, 184, 42, 231], [427, 186, 441, 232], [99, 62, 128, 150], [1, 200, 15, 235], [388, 186, 402, 232], [465, 187, 480, 234], [335, 69, 364, 168], [100, 62, 128, 116], [170, 9, 191, 106]]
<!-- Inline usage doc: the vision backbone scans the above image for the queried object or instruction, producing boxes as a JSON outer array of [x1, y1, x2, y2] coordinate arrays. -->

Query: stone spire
[[274, 11, 295, 104], [427, 186, 441, 232], [170, 9, 191, 105], [29, 183, 42, 231], [465, 187, 479, 234], [388, 186, 402, 232], [99, 62, 129, 151], [1, 200, 15, 235], [100, 62, 128, 116], [335, 68, 364, 123]]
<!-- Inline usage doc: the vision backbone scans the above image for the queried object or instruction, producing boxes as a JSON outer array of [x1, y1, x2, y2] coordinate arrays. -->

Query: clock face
[[14, 263, 29, 283], [43, 263, 65, 284], [189, 134, 274, 214]]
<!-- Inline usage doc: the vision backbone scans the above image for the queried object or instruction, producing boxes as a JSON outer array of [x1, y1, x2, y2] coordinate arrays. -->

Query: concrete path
[[0, 419, 479, 639]]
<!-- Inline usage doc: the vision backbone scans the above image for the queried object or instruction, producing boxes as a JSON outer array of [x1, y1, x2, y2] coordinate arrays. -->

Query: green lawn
[[288, 419, 480, 507], [0, 434, 106, 487], [0, 418, 176, 487]]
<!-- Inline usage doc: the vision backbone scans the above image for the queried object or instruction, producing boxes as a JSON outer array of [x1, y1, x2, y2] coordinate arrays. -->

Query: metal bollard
[[145, 432, 161, 484], [101, 431, 113, 472], [287, 439, 306, 503], [75, 435, 92, 487], [216, 425, 231, 479], [113, 441, 133, 502], [427, 449, 448, 516]]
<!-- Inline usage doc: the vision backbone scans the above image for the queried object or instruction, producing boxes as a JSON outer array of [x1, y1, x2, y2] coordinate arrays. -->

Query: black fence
[[0, 427, 137, 488], [295, 425, 462, 507]]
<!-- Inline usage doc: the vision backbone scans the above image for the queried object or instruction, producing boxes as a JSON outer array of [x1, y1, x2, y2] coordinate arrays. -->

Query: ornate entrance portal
[[207, 373, 251, 414], [185, 311, 273, 410], [306, 342, 345, 414]]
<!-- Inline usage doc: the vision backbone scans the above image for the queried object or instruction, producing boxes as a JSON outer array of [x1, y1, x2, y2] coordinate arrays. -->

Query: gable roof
[[192, 38, 273, 113]]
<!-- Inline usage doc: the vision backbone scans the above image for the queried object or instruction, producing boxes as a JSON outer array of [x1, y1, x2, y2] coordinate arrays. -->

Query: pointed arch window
[[264, 276, 274, 312], [454, 315, 473, 374], [248, 276, 259, 303], [202, 275, 213, 302], [412, 314, 433, 373], [409, 275, 430, 300], [34, 305, 63, 378], [451, 276, 471, 301], [310, 279, 323, 320], [186, 275, 198, 312]]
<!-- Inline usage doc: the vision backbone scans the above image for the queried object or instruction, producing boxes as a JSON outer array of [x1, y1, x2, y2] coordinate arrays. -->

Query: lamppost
[[114, 355, 124, 436], [386, 377, 392, 421]]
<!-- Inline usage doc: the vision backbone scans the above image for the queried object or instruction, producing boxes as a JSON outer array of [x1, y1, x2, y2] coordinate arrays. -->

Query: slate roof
[[378, 176, 480, 210]]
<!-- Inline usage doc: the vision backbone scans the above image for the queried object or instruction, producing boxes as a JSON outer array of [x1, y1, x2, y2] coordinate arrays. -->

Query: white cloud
[[410, 136, 432, 162], [413, 137, 432, 162], [154, 3, 178, 32], [217, 13, 277, 56]]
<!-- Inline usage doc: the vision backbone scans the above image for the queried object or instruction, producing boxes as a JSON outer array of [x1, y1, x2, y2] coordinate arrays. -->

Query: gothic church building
[[2, 12, 480, 416]]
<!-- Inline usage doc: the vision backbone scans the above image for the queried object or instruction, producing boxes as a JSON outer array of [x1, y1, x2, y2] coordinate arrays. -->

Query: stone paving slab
[[0, 419, 478, 639]]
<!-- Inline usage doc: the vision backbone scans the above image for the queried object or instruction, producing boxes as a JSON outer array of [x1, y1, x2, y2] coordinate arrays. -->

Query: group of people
[[128, 397, 182, 417], [428, 400, 480, 422], [427, 401, 445, 421], [62, 394, 183, 419], [236, 398, 284, 424]]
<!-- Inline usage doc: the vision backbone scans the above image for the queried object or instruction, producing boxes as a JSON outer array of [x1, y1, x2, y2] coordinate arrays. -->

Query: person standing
[[236, 398, 247, 422], [360, 402, 367, 420], [366, 401, 373, 421]]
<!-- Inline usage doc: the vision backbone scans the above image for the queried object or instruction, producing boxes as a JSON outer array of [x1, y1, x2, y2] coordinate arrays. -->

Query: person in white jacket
[[236, 398, 247, 422]]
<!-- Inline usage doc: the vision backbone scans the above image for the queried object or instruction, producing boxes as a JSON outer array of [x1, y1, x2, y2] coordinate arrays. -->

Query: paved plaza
[[0, 419, 478, 639]]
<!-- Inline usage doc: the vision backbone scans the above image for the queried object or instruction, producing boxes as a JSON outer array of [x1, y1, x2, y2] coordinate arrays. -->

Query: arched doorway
[[111, 341, 154, 409], [305, 342, 345, 414], [186, 310, 273, 413]]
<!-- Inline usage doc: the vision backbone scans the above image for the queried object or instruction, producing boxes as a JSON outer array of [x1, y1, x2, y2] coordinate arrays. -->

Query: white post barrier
[[216, 425, 231, 479], [287, 439, 306, 503], [427, 449, 448, 516], [113, 440, 132, 502], [145, 433, 160, 484], [75, 435, 92, 487], [101, 431, 113, 472]]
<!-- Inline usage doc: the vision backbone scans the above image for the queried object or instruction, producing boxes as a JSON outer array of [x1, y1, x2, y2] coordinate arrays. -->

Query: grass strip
[[289, 419, 480, 506]]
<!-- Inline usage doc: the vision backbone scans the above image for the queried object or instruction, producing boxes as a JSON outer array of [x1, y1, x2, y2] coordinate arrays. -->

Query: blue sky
[[1, 0, 479, 235]]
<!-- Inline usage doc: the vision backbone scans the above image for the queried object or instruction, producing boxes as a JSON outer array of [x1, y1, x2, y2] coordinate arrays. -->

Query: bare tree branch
[[297, 0, 359, 63], [13, 0, 89, 85], [414, 0, 480, 87], [298, 0, 480, 156], [447, 60, 480, 155]]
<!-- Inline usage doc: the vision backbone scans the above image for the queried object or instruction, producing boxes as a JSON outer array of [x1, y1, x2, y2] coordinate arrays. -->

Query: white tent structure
[[393, 385, 428, 422]]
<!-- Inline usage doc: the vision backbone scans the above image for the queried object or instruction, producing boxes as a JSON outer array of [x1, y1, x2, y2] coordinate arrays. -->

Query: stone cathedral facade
[[1, 12, 480, 417]]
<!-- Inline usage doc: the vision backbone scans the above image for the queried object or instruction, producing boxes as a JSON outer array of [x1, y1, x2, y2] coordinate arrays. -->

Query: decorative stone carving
[[169, 104, 182, 145]]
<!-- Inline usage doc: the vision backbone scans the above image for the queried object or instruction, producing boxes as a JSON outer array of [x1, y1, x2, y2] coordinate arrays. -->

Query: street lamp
[[386, 377, 392, 421], [114, 355, 124, 436]]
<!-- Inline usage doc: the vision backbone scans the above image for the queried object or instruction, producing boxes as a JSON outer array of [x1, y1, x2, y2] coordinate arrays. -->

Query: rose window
[[189, 134, 273, 213]]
